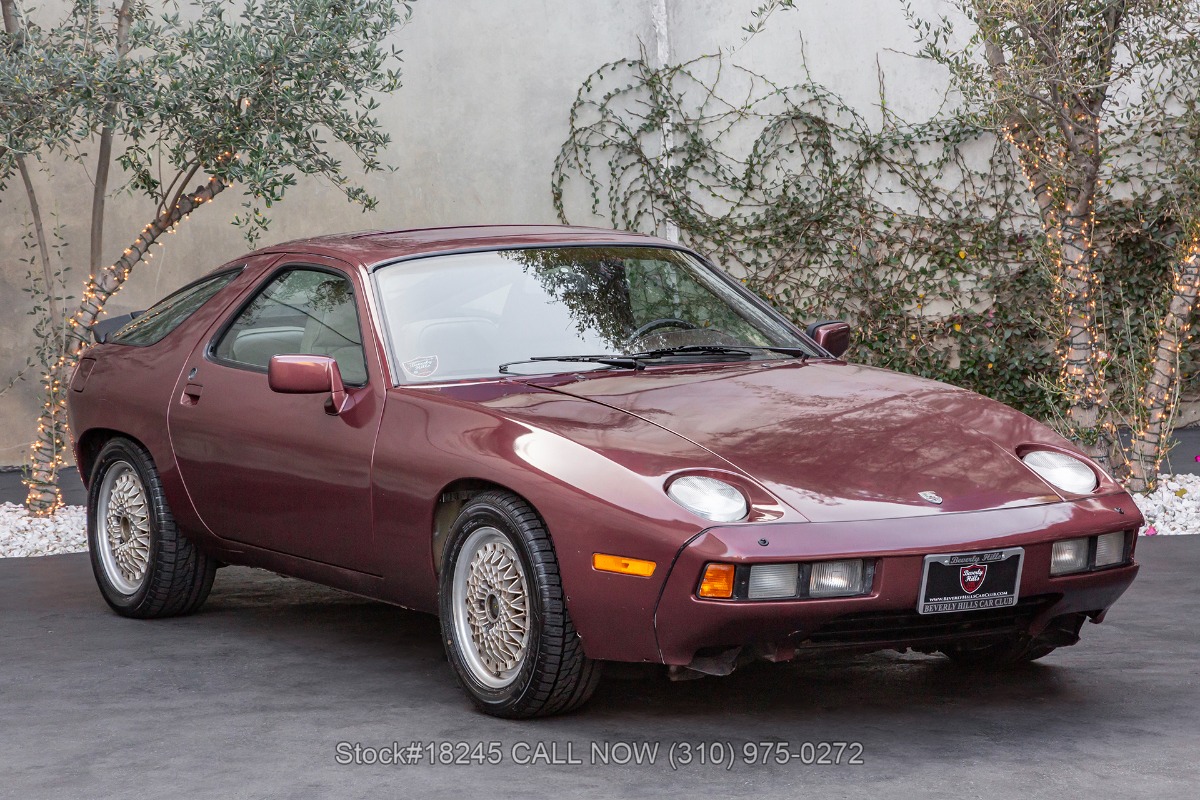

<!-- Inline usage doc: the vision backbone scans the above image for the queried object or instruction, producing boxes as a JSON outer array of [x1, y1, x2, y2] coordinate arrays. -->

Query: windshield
[[374, 246, 814, 382]]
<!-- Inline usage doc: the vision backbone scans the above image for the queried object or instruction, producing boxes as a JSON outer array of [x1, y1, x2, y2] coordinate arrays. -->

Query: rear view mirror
[[805, 320, 851, 359], [268, 354, 348, 414]]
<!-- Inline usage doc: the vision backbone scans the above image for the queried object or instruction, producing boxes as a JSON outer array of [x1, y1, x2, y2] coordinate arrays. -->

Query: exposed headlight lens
[[1022, 451, 1098, 494], [1051, 538, 1090, 575], [809, 559, 866, 598], [667, 476, 748, 522], [748, 564, 799, 599], [1094, 531, 1126, 567]]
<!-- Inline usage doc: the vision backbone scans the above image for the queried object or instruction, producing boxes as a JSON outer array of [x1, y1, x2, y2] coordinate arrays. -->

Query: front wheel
[[88, 437, 216, 618], [438, 491, 601, 718]]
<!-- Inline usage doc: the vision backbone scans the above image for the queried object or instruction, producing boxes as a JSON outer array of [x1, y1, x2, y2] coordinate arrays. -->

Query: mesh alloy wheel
[[438, 490, 601, 718], [95, 461, 153, 595], [450, 527, 531, 688], [87, 437, 216, 619]]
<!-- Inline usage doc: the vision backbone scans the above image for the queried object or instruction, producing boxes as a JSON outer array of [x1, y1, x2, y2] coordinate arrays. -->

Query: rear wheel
[[439, 490, 600, 718], [88, 437, 216, 618]]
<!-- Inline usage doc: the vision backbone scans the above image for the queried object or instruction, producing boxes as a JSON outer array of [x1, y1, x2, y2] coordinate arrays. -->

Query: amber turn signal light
[[698, 563, 736, 598], [592, 553, 657, 577]]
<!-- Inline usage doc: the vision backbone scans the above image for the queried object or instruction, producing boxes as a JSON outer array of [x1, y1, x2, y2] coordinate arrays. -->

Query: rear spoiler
[[91, 309, 145, 343]]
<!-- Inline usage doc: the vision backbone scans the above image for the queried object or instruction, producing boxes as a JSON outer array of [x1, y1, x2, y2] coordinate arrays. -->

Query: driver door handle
[[181, 382, 204, 406]]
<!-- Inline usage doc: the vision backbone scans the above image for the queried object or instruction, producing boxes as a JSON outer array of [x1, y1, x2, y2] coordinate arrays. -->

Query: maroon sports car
[[68, 225, 1142, 718]]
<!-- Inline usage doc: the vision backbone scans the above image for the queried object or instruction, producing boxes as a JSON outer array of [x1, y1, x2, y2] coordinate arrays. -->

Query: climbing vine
[[554, 52, 1056, 417], [552, 49, 1198, 459]]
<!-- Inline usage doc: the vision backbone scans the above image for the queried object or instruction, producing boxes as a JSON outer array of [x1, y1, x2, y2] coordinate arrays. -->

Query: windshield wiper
[[499, 354, 645, 374], [499, 344, 809, 375], [627, 344, 810, 360]]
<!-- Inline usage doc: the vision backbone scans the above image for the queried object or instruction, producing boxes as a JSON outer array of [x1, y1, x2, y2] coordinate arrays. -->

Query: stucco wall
[[0, 0, 963, 465]]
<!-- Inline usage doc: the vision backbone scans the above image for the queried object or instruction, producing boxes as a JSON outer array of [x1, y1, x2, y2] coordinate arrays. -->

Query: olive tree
[[913, 0, 1200, 490], [1, 0, 413, 513]]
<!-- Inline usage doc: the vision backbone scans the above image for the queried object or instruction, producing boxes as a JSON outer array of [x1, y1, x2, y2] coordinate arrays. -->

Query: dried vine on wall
[[552, 52, 1198, 455], [554, 52, 1057, 418]]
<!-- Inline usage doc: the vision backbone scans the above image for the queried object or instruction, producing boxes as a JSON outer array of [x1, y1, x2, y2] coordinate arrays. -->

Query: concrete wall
[[0, 0, 958, 465]]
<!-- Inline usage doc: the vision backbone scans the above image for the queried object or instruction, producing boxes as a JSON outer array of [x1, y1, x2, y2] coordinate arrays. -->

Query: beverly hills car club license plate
[[918, 547, 1024, 615]]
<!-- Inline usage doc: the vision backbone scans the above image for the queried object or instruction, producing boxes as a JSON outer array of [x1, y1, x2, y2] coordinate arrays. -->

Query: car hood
[[537, 360, 1067, 522]]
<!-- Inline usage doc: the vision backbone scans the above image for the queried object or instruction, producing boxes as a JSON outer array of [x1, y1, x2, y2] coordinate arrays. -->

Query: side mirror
[[805, 320, 851, 359], [268, 354, 349, 415]]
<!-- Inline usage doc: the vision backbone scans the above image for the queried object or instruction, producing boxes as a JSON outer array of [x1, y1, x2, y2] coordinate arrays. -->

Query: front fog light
[[748, 564, 799, 599], [1094, 532, 1126, 567], [1051, 538, 1089, 575], [809, 559, 866, 598]]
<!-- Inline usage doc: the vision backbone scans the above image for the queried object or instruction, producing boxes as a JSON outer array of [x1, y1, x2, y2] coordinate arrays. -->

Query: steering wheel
[[625, 317, 698, 346]]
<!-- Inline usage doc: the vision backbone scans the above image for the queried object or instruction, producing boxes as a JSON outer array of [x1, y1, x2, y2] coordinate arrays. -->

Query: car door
[[167, 255, 383, 573]]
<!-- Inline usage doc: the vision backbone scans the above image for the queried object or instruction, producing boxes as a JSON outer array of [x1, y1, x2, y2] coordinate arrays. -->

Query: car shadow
[[591, 652, 1080, 718], [185, 566, 1109, 728]]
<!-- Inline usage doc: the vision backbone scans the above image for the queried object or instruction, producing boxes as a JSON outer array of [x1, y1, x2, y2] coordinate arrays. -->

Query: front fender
[[371, 381, 737, 662]]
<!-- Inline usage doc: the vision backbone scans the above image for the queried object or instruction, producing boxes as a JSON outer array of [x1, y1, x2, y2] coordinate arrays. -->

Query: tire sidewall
[[439, 500, 547, 714], [87, 440, 163, 613]]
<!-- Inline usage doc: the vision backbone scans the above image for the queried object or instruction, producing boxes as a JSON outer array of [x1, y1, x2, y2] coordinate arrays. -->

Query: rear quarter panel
[[68, 262, 267, 540]]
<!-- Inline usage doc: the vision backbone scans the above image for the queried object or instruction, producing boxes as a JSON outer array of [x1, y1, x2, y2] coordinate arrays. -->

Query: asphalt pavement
[[0, 467, 86, 506], [1, 537, 1197, 800], [1164, 426, 1200, 474]]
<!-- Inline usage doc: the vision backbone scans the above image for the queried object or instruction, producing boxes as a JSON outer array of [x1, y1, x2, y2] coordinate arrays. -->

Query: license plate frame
[[917, 547, 1024, 615]]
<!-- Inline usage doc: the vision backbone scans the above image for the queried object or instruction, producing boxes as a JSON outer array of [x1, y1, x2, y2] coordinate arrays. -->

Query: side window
[[109, 270, 240, 346], [212, 268, 368, 385]]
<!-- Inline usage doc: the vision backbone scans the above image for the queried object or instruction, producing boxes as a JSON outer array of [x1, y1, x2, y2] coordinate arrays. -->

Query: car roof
[[254, 224, 687, 268]]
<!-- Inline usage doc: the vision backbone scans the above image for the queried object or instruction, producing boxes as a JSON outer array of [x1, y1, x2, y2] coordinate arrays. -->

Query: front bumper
[[653, 493, 1141, 665]]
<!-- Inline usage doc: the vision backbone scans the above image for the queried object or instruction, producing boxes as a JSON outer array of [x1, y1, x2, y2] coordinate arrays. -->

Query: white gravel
[[0, 473, 1197, 558], [0, 502, 87, 558], [1131, 473, 1200, 537]]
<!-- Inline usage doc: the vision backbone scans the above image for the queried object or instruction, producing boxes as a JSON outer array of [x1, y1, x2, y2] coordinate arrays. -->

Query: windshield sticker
[[401, 355, 439, 379]]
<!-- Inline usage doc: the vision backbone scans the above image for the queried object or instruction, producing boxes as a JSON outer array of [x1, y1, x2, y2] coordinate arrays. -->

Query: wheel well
[[75, 428, 146, 487], [431, 478, 538, 574]]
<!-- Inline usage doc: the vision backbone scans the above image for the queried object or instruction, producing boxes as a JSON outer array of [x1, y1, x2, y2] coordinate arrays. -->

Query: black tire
[[87, 437, 216, 618], [940, 637, 1056, 667], [438, 490, 601, 718]]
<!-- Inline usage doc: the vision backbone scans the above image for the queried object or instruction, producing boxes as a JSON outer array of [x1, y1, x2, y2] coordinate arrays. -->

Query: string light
[[24, 175, 230, 516], [1006, 115, 1124, 474], [1127, 240, 1200, 485]]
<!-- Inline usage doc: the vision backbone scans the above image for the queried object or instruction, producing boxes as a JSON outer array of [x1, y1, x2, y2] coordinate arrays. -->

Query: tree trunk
[[1122, 245, 1200, 493], [24, 178, 227, 513], [1057, 216, 1112, 465]]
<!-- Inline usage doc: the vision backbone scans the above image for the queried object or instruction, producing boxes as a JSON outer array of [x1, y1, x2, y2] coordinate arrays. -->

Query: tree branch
[[15, 157, 59, 326], [981, 39, 1058, 221], [1091, 0, 1128, 116], [77, 177, 228, 335], [90, 0, 135, 280], [158, 160, 201, 219], [0, 0, 17, 34], [4, 0, 59, 327]]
